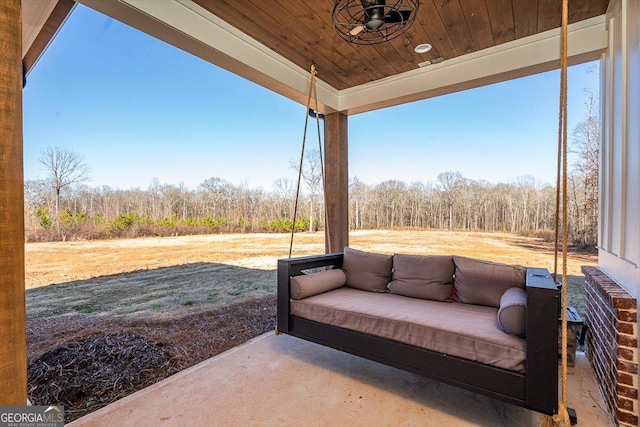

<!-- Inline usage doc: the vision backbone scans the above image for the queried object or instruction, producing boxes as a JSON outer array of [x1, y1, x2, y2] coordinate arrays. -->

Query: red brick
[[619, 310, 638, 322], [619, 322, 636, 335], [618, 347, 636, 362], [617, 359, 639, 374], [617, 384, 639, 399], [619, 372, 635, 386], [618, 396, 635, 411], [617, 409, 639, 425], [619, 335, 638, 348], [613, 298, 637, 310]]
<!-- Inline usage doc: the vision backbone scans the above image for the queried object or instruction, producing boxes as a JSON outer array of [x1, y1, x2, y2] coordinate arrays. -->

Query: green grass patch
[[75, 305, 99, 314], [181, 299, 195, 306]]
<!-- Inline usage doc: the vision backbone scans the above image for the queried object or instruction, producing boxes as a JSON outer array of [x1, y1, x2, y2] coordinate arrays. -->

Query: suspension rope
[[288, 64, 326, 258], [542, 0, 570, 425], [311, 66, 331, 252], [553, 97, 563, 283]]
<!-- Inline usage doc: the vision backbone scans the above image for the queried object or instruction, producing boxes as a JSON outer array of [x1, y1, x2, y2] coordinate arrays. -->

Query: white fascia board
[[116, 0, 340, 112], [22, 0, 59, 56], [339, 15, 608, 115]]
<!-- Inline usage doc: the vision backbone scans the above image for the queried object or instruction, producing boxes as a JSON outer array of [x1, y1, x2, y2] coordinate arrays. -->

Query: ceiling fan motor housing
[[333, 0, 419, 45]]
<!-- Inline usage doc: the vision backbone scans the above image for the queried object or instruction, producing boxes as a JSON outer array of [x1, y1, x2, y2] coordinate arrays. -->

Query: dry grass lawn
[[26, 229, 596, 320]]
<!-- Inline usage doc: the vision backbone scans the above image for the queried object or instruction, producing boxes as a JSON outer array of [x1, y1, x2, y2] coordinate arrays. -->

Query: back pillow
[[453, 256, 526, 308], [341, 247, 392, 292], [389, 254, 454, 301]]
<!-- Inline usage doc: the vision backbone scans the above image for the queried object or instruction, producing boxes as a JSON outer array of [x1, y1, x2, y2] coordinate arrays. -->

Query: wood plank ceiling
[[193, 0, 608, 90]]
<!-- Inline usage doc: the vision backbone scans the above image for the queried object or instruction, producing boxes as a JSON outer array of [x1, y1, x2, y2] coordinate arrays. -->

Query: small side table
[[558, 306, 584, 367]]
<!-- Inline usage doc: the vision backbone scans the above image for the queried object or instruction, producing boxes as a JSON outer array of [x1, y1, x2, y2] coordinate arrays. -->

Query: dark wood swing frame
[[277, 252, 559, 415]]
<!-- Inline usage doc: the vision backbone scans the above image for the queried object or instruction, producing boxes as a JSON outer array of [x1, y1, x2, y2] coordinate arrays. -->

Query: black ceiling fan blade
[[360, 0, 385, 20], [384, 10, 412, 24]]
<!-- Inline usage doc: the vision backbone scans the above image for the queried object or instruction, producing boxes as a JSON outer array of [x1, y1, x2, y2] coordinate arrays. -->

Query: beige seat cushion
[[388, 254, 454, 301], [341, 247, 392, 292], [291, 287, 526, 373], [453, 256, 526, 308]]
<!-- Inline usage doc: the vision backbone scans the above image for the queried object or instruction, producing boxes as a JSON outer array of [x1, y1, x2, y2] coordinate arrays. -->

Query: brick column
[[584, 266, 638, 426]]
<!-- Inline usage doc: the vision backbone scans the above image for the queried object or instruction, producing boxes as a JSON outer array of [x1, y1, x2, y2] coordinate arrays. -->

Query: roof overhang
[[24, 0, 608, 115], [22, 0, 75, 75]]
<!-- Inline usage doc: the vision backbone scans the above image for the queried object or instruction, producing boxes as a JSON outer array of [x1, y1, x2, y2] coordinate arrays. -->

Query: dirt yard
[[25, 230, 596, 421]]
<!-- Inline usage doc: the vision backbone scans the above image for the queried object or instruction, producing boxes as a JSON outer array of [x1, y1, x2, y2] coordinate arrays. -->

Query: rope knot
[[541, 402, 571, 426]]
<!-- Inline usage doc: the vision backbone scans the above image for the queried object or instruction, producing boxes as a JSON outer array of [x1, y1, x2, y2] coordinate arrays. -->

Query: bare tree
[[570, 90, 599, 247], [437, 171, 464, 229], [199, 177, 231, 219], [350, 177, 368, 230], [272, 178, 295, 219], [39, 146, 90, 224], [290, 149, 323, 232]]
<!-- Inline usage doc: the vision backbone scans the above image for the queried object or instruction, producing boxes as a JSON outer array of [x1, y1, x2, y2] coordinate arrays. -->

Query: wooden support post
[[0, 0, 27, 405], [324, 112, 349, 254]]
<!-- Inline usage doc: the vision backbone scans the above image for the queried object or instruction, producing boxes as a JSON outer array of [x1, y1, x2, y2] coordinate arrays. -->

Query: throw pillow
[[497, 287, 527, 337], [388, 254, 454, 301], [341, 246, 392, 292], [453, 256, 526, 308], [290, 268, 346, 300]]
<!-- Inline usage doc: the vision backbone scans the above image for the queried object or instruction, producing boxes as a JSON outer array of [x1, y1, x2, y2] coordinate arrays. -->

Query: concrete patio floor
[[69, 332, 612, 427]]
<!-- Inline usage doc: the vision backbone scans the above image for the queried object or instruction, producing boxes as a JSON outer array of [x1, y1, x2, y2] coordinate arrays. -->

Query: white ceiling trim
[[339, 15, 608, 114], [79, 1, 606, 117], [22, 0, 59, 56], [119, 0, 340, 112]]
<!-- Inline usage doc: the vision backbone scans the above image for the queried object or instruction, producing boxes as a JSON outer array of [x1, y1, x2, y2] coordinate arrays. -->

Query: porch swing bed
[[277, 251, 559, 416], [277, 10, 567, 414]]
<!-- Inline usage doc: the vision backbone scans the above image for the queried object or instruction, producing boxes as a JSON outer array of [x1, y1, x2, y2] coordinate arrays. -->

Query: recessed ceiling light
[[414, 43, 432, 54]]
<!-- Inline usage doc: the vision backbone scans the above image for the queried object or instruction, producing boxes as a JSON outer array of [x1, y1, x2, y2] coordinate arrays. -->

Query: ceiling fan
[[332, 0, 419, 45]]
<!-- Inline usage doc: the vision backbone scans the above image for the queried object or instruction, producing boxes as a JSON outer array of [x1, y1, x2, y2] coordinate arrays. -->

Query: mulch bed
[[27, 295, 276, 423]]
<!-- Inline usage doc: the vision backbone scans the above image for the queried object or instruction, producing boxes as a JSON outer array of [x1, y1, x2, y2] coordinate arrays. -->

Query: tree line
[[26, 95, 598, 246], [24, 168, 596, 246]]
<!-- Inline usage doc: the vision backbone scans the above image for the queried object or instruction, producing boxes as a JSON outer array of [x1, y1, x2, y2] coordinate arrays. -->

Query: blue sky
[[23, 4, 599, 191]]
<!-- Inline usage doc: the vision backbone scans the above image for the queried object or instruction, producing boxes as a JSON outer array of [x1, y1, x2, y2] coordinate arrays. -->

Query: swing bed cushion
[[277, 251, 559, 416], [290, 287, 527, 372]]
